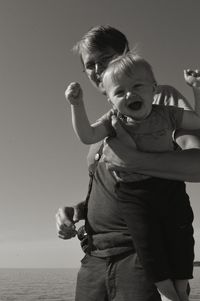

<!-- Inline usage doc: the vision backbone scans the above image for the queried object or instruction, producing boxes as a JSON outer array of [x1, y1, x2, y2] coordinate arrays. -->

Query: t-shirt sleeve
[[154, 85, 193, 110], [166, 105, 184, 129], [155, 85, 200, 142], [92, 110, 116, 137]]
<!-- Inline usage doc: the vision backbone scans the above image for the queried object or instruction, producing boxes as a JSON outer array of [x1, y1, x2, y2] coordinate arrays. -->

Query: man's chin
[[90, 79, 106, 95], [97, 82, 106, 95]]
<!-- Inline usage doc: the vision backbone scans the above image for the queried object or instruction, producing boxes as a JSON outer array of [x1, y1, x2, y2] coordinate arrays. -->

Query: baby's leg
[[156, 279, 180, 301], [174, 280, 189, 301], [116, 179, 171, 281]]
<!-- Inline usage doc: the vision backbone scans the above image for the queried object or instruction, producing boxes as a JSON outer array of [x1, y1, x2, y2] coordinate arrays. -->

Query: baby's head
[[102, 52, 157, 122]]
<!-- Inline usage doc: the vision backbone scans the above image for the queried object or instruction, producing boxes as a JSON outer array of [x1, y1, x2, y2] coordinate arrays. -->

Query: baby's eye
[[134, 84, 143, 89]]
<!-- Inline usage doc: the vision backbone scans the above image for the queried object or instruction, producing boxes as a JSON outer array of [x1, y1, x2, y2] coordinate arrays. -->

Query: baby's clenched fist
[[184, 69, 200, 89], [65, 82, 83, 105]]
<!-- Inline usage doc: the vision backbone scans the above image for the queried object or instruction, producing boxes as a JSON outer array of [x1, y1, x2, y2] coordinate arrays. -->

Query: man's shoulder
[[87, 142, 103, 169], [154, 84, 180, 104], [153, 84, 192, 110], [156, 84, 177, 93]]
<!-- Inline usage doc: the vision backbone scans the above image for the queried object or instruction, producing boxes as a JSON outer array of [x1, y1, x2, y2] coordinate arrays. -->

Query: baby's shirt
[[95, 104, 184, 182]]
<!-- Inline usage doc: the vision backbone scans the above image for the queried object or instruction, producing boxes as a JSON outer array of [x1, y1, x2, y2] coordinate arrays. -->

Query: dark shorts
[[75, 251, 161, 301], [116, 178, 194, 281]]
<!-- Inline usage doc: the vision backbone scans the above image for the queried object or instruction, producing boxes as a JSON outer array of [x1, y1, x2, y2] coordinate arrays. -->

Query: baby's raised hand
[[65, 82, 83, 105], [184, 69, 200, 88]]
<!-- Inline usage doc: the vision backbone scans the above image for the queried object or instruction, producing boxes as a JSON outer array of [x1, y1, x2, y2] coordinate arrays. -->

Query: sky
[[0, 0, 200, 268]]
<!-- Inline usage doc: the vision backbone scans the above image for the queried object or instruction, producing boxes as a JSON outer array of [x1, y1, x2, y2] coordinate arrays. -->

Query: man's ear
[[107, 97, 111, 104], [107, 98, 114, 107], [153, 82, 158, 93]]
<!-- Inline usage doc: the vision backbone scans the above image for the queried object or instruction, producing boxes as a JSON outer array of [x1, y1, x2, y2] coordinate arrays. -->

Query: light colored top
[[96, 102, 184, 182]]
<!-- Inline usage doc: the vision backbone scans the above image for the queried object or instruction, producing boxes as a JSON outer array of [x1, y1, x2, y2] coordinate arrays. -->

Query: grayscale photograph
[[0, 1, 200, 300]]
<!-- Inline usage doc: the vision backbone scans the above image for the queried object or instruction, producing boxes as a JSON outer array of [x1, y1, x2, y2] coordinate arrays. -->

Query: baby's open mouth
[[128, 101, 142, 111]]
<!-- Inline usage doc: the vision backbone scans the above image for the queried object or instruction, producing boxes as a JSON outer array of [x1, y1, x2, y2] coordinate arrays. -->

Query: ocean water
[[0, 268, 78, 301], [0, 267, 199, 301], [190, 267, 200, 301]]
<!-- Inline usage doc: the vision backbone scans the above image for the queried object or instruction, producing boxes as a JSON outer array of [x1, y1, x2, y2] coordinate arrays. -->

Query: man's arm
[[175, 131, 200, 149], [103, 138, 200, 182], [102, 116, 200, 182]]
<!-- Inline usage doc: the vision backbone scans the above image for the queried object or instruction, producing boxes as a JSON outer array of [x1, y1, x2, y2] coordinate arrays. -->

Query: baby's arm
[[65, 82, 109, 144], [180, 69, 200, 130], [184, 69, 200, 116]]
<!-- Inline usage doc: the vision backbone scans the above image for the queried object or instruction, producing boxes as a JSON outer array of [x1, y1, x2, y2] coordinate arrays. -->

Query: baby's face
[[103, 66, 155, 122]]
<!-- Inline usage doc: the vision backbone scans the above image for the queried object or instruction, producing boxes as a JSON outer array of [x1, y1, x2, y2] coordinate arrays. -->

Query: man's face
[[81, 47, 119, 94]]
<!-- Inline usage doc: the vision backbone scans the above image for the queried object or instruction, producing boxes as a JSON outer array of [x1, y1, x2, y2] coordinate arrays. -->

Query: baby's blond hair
[[102, 51, 157, 86]]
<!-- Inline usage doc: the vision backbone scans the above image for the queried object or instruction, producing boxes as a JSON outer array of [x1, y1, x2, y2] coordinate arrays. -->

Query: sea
[[0, 267, 199, 301]]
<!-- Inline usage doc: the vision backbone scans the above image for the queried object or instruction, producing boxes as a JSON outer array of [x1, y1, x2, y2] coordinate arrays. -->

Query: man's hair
[[102, 51, 157, 85], [73, 25, 129, 58]]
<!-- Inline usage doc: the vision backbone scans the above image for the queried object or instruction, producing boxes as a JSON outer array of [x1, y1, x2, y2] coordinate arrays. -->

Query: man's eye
[[101, 55, 113, 64], [85, 63, 95, 70], [101, 58, 108, 64], [115, 90, 124, 96], [100, 55, 115, 67]]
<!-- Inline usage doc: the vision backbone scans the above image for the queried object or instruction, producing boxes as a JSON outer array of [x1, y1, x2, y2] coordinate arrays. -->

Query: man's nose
[[95, 63, 103, 76]]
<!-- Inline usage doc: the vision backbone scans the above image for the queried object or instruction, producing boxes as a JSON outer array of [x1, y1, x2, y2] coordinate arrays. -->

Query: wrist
[[125, 150, 147, 171], [70, 99, 84, 107], [74, 202, 86, 220]]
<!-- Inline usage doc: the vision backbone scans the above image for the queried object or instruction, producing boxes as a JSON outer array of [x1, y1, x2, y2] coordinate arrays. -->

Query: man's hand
[[102, 115, 139, 171], [55, 206, 81, 240], [65, 82, 83, 106], [184, 69, 200, 88]]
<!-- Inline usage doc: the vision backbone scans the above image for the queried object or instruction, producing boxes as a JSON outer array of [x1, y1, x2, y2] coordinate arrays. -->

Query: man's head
[[102, 52, 157, 122], [73, 25, 129, 93]]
